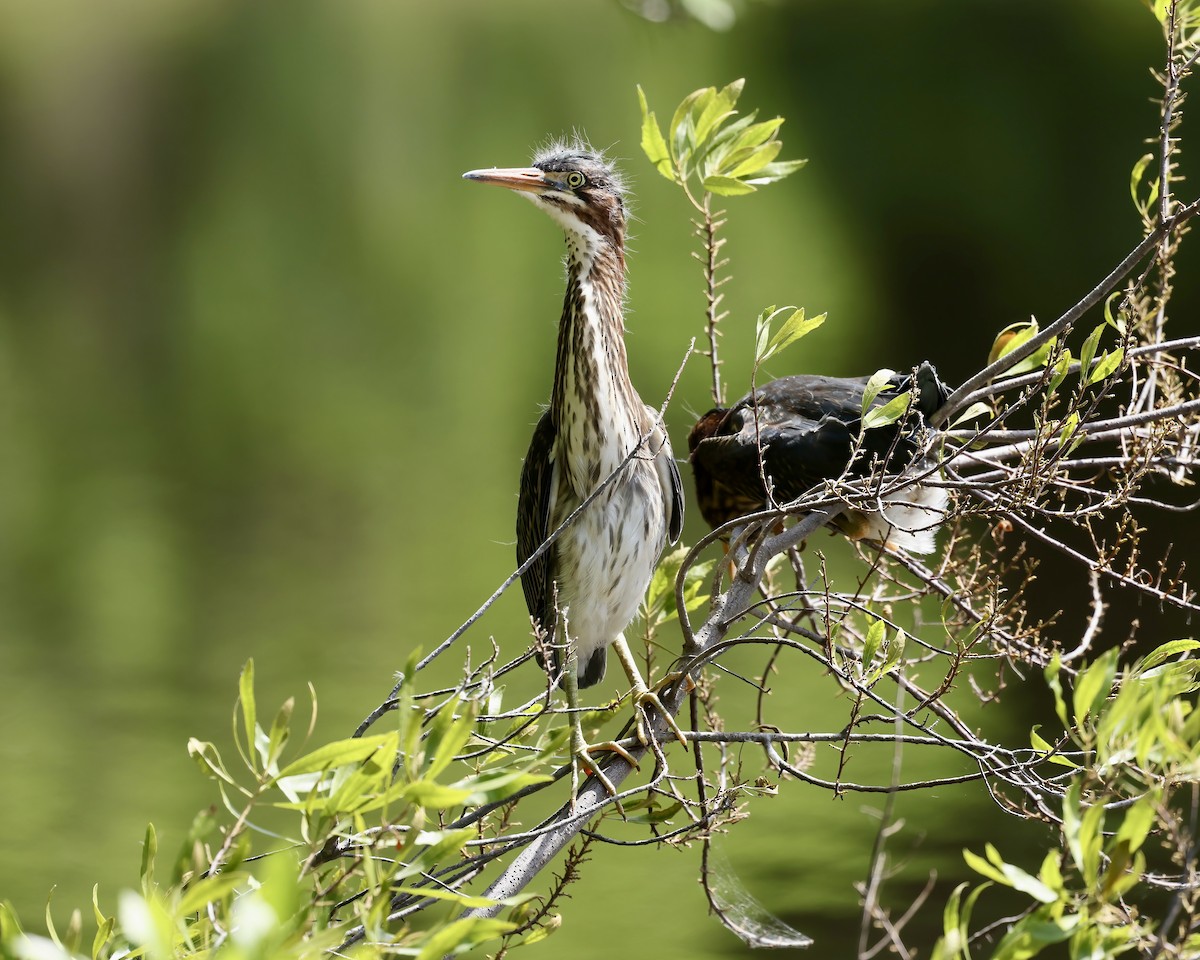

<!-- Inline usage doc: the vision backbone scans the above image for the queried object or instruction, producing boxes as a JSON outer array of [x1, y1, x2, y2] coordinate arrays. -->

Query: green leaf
[[1130, 150, 1159, 213], [703, 174, 757, 196], [725, 139, 783, 179], [1137, 639, 1200, 673], [862, 618, 885, 668], [1102, 290, 1128, 334], [1030, 726, 1078, 768], [988, 319, 1056, 375], [754, 305, 784, 361], [1078, 324, 1104, 381], [238, 659, 257, 771], [1114, 790, 1159, 854], [265, 696, 294, 773], [860, 368, 896, 414], [187, 738, 239, 786], [950, 401, 994, 427], [176, 873, 245, 916], [963, 847, 1009, 885], [745, 158, 808, 184], [669, 86, 708, 169], [139, 824, 157, 896], [1044, 653, 1068, 729], [763, 309, 825, 360], [414, 917, 516, 960], [1087, 348, 1124, 385], [637, 86, 674, 181], [862, 391, 912, 431], [1072, 648, 1118, 729], [275, 733, 396, 779], [732, 116, 784, 151], [1047, 349, 1073, 393], [1080, 799, 1106, 888], [1062, 781, 1084, 872], [425, 700, 478, 780]]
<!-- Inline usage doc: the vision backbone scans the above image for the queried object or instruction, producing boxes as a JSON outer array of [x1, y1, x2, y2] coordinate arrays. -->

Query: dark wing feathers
[[666, 450, 685, 544], [516, 410, 558, 671], [689, 367, 945, 529]]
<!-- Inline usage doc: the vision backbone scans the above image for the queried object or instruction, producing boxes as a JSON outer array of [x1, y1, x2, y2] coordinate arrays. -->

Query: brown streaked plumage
[[463, 144, 685, 798]]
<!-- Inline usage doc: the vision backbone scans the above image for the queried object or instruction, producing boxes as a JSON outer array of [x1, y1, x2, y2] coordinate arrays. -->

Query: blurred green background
[[0, 0, 1185, 955]]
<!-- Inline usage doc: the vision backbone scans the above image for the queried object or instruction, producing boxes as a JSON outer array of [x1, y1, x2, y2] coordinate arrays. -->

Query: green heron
[[688, 363, 948, 553], [463, 145, 684, 795]]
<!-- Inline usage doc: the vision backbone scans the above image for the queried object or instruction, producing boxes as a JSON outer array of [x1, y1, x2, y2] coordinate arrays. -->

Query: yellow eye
[[566, 171, 586, 189]]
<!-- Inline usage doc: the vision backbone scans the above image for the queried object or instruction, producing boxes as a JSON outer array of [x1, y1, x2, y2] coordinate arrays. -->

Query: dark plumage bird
[[688, 363, 948, 553], [463, 144, 684, 790]]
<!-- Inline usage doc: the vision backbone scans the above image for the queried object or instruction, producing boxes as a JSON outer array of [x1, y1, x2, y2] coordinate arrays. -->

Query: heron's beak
[[462, 166, 548, 194]]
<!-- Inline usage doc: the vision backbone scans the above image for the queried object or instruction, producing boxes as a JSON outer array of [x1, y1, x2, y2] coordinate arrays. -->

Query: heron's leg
[[562, 662, 636, 812], [611, 635, 688, 748]]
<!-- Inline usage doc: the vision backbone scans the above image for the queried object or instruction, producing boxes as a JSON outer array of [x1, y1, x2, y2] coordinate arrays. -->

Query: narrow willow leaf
[[176, 873, 245, 916], [426, 703, 478, 781], [637, 86, 674, 181], [988, 319, 1055, 374], [754, 305, 782, 361], [764, 309, 825, 359], [1087, 347, 1124, 385], [1044, 653, 1068, 729], [413, 917, 517, 960], [276, 733, 396, 779], [1103, 290, 1127, 334], [187, 738, 238, 786], [1078, 324, 1105, 380], [726, 139, 784, 179], [1047, 349, 1073, 393], [950, 401, 993, 427], [1030, 726, 1078, 768], [733, 116, 785, 151], [703, 174, 757, 196], [1059, 412, 1080, 449], [669, 87, 708, 169], [1114, 790, 1160, 853], [1038, 850, 1064, 894], [862, 618, 886, 669], [1130, 150, 1157, 210], [140, 824, 157, 893], [879, 630, 905, 677], [1072, 648, 1118, 729], [238, 659, 257, 772], [1137, 639, 1200, 673], [265, 697, 294, 773], [963, 848, 1009, 885], [745, 158, 808, 184], [861, 368, 897, 413], [862, 391, 912, 431]]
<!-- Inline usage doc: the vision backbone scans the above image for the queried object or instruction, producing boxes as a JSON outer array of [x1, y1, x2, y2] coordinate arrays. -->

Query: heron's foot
[[631, 686, 688, 749], [569, 730, 638, 814]]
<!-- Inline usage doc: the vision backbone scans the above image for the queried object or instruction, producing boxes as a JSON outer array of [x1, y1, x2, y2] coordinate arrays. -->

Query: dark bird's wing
[[516, 411, 559, 672], [688, 368, 948, 528], [665, 452, 684, 543], [647, 412, 685, 544]]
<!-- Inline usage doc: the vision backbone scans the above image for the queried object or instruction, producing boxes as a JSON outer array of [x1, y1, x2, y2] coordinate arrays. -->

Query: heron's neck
[[551, 232, 642, 489]]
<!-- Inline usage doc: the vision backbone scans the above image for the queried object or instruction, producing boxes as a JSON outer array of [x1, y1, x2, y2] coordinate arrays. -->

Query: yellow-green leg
[[611, 635, 688, 749], [562, 660, 638, 811]]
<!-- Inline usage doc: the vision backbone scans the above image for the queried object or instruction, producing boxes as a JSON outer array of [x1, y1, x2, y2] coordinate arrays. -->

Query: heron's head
[[463, 145, 627, 250]]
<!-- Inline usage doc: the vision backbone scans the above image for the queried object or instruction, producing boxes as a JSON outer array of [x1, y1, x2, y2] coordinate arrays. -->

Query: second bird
[[463, 144, 684, 793]]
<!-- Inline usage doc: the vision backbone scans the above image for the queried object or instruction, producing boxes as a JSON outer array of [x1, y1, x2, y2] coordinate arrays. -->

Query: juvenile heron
[[463, 145, 684, 795], [689, 363, 948, 553]]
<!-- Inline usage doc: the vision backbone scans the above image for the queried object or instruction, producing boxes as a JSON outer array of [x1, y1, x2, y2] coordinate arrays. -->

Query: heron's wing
[[516, 411, 558, 638], [665, 451, 684, 543], [645, 407, 685, 544]]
